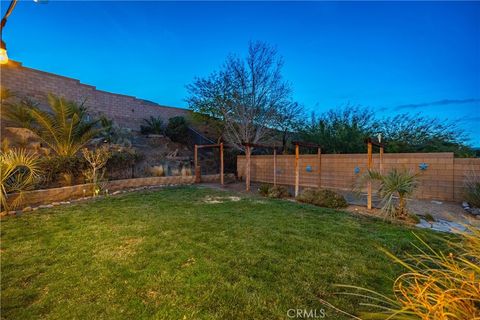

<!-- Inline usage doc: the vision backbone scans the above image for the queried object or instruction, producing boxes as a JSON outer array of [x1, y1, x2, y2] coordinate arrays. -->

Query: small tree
[[186, 41, 294, 151], [82, 146, 110, 197]]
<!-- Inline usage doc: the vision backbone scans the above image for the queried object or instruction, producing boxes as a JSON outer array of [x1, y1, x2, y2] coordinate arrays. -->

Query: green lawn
[[1, 186, 445, 319]]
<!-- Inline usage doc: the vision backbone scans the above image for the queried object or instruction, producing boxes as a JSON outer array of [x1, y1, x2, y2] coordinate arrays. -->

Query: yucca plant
[[3, 94, 99, 157], [321, 228, 480, 320], [140, 116, 164, 135], [356, 168, 419, 218], [1, 148, 40, 211]]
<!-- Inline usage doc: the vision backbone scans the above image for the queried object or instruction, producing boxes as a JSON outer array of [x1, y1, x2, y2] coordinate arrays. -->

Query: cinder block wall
[[0, 61, 189, 130], [238, 153, 480, 202]]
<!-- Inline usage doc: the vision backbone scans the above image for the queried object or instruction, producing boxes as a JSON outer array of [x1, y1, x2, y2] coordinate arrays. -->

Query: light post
[[0, 0, 18, 64]]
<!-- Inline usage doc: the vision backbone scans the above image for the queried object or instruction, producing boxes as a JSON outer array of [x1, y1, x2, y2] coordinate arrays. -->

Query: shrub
[[165, 116, 189, 144], [258, 183, 271, 196], [258, 184, 289, 198], [140, 116, 164, 135], [106, 146, 140, 172], [39, 155, 86, 187], [464, 169, 480, 208], [268, 185, 289, 198], [99, 116, 133, 147], [297, 188, 348, 209]]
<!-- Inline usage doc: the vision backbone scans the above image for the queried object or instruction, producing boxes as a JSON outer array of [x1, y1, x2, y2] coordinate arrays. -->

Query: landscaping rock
[[8, 211, 17, 216], [22, 206, 32, 212], [52, 202, 61, 206], [112, 191, 122, 195], [38, 204, 54, 209]]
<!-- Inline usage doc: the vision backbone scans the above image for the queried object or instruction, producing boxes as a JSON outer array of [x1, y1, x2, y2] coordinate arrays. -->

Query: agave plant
[[1, 148, 40, 211], [3, 94, 99, 157], [356, 168, 419, 218]]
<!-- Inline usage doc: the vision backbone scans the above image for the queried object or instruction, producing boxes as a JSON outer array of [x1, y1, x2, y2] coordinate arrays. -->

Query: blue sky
[[2, 1, 479, 145]]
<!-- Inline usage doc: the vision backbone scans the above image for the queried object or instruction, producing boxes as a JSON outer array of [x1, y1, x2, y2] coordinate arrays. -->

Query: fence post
[[194, 144, 201, 183], [367, 141, 373, 209], [245, 144, 251, 191], [220, 142, 224, 186], [317, 147, 322, 189], [273, 148, 277, 186], [379, 146, 384, 174], [295, 143, 300, 197]]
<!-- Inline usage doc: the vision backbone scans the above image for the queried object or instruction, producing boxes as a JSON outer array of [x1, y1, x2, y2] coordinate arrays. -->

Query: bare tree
[[186, 41, 293, 151], [275, 102, 304, 153]]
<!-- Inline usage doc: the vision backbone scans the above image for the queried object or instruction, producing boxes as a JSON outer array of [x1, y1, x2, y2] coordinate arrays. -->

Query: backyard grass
[[0, 186, 447, 319]]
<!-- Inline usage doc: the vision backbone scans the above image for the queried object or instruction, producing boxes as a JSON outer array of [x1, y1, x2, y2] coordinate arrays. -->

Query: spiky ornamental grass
[[322, 228, 480, 320]]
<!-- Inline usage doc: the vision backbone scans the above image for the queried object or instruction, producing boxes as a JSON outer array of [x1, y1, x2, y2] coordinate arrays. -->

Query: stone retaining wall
[[6, 174, 233, 209]]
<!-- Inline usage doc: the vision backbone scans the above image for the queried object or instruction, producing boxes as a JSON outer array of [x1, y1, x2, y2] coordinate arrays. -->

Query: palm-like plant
[[3, 94, 98, 157], [140, 116, 164, 135], [1, 148, 40, 211], [357, 168, 419, 218]]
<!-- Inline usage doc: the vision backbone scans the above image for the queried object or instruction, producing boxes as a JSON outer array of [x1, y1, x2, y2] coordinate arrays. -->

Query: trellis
[[194, 142, 224, 185]]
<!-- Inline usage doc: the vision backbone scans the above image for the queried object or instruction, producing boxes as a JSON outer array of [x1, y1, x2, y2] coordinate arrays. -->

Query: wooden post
[[317, 147, 322, 189], [220, 142, 224, 186], [273, 148, 277, 186], [194, 144, 201, 183], [379, 146, 384, 174], [367, 141, 373, 210], [294, 143, 300, 197], [245, 144, 251, 191]]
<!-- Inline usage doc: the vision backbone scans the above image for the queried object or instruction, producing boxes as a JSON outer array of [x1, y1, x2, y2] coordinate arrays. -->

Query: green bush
[[258, 184, 289, 198], [268, 185, 289, 198], [39, 155, 87, 187], [258, 184, 271, 196], [297, 188, 348, 209], [165, 116, 189, 144]]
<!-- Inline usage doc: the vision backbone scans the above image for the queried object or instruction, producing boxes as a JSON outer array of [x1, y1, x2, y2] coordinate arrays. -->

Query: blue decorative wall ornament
[[354, 166, 360, 174], [419, 162, 429, 171], [306, 165, 312, 172], [276, 169, 282, 174]]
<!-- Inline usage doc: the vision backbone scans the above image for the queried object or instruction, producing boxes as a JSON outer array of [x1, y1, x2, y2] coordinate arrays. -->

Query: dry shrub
[[297, 188, 348, 209], [150, 165, 165, 177], [322, 228, 480, 319], [465, 169, 480, 208], [181, 166, 192, 176]]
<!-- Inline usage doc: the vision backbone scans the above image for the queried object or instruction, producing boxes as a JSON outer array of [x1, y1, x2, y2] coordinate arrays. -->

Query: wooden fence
[[237, 153, 480, 202]]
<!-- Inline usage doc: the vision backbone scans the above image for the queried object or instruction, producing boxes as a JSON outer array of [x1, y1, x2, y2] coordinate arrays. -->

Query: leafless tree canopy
[[186, 41, 294, 151]]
